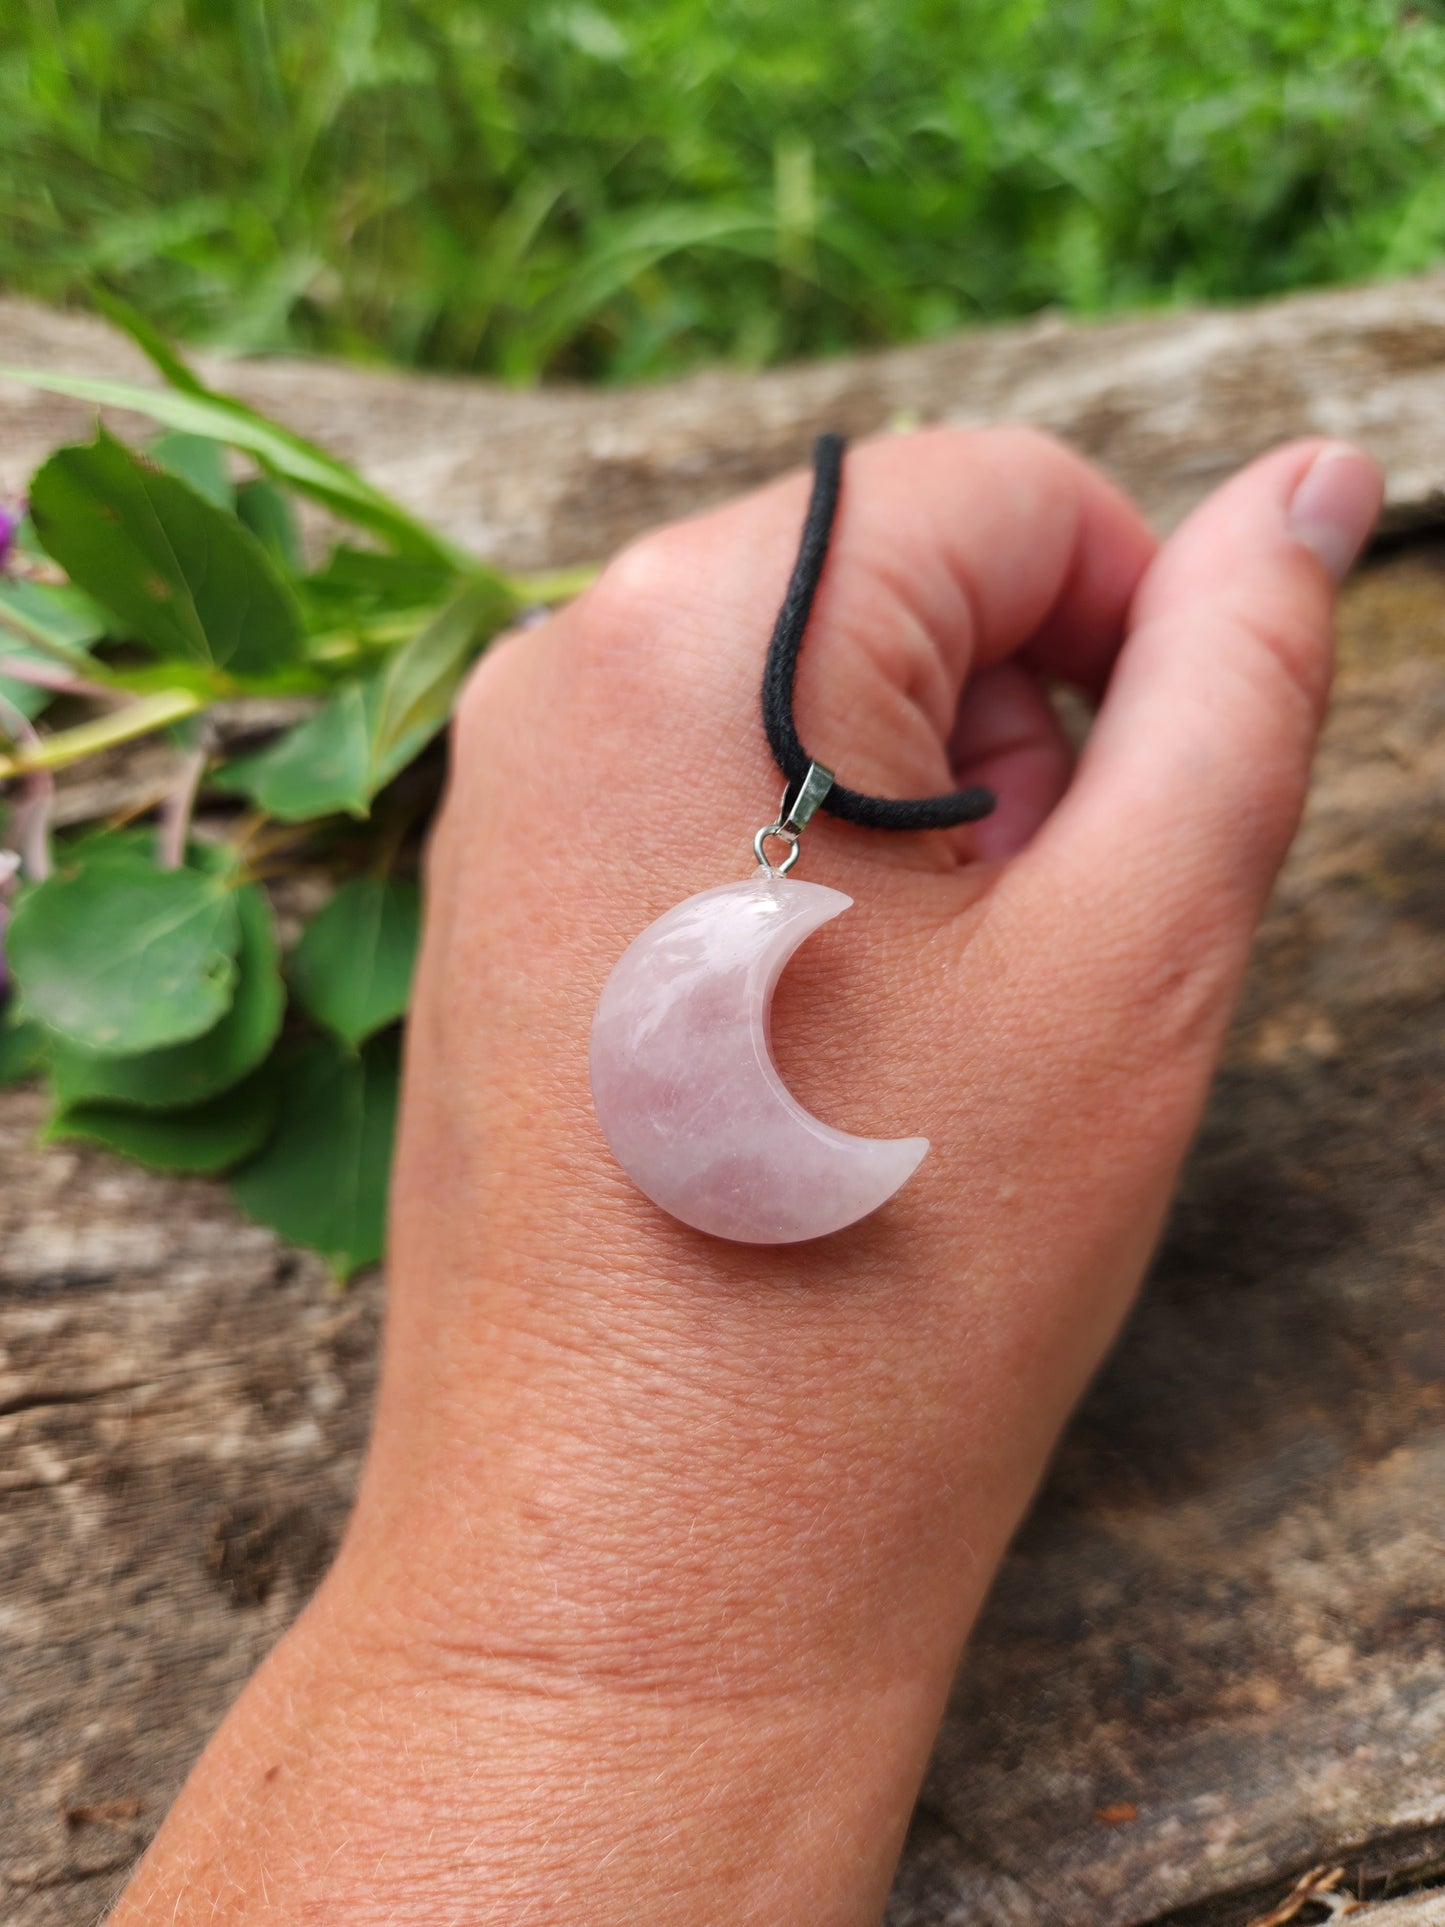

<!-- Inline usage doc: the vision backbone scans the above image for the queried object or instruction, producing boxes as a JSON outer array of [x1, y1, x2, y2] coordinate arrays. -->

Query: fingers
[[779, 427, 1155, 815], [948, 662, 1075, 861], [553, 427, 1155, 868], [992, 438, 1383, 1071]]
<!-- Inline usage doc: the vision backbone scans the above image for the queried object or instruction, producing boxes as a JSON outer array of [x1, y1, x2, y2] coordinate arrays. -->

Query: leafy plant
[[0, 314, 577, 1278], [2, 0, 1444, 382]]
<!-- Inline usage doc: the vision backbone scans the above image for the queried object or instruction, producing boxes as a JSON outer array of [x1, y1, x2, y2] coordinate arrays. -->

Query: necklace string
[[761, 431, 996, 832]]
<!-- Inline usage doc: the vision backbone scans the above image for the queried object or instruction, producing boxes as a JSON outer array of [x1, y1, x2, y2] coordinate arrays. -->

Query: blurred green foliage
[[2, 0, 1444, 382]]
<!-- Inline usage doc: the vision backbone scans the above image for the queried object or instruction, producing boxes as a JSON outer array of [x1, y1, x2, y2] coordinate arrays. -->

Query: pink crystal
[[589, 875, 928, 1243]]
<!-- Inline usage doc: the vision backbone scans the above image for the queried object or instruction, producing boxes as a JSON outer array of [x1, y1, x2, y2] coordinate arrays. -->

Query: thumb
[[987, 438, 1383, 1078]]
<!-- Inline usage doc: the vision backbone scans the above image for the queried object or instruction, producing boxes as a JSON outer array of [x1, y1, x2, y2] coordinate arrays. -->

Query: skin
[[111, 427, 1382, 1925]]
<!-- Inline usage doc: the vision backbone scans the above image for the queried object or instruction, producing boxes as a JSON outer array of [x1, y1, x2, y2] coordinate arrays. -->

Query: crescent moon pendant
[[589, 876, 928, 1243]]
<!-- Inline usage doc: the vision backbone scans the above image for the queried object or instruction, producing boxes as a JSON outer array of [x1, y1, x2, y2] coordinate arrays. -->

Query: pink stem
[[0, 655, 121, 703], [156, 736, 209, 871], [0, 691, 53, 883]]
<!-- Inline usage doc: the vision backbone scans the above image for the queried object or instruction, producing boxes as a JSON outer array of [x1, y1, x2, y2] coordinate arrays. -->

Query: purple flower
[[0, 503, 21, 571], [0, 855, 21, 1004]]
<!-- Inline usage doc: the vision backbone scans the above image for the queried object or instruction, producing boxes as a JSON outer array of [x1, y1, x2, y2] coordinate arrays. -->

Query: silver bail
[[780, 761, 835, 837], [753, 761, 834, 876]]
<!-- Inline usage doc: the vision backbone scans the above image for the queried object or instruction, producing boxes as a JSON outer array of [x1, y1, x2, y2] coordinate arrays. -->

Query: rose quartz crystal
[[589, 875, 928, 1243]]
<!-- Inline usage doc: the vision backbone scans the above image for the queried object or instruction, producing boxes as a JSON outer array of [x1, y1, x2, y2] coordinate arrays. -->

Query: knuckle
[[967, 422, 1093, 494], [982, 422, 1074, 469], [563, 526, 728, 728], [990, 878, 1245, 1102], [1119, 932, 1240, 1072], [451, 624, 526, 761], [1024, 878, 1248, 1093], [575, 524, 696, 662], [1224, 594, 1335, 730]]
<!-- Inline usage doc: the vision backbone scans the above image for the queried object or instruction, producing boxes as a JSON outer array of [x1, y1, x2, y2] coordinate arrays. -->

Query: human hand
[[113, 428, 1382, 1925]]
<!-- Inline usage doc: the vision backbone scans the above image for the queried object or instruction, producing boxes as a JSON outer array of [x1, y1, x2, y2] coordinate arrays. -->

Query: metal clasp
[[753, 762, 834, 876]]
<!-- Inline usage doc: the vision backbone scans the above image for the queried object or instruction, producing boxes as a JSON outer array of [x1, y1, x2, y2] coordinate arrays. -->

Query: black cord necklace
[[760, 431, 996, 836], [589, 432, 957, 1247]]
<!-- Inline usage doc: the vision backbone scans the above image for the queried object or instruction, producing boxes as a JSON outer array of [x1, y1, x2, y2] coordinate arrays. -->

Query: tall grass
[[3, 0, 1444, 382]]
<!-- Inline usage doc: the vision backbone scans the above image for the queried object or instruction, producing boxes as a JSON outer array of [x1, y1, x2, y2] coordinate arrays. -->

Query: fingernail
[[1287, 445, 1384, 584]]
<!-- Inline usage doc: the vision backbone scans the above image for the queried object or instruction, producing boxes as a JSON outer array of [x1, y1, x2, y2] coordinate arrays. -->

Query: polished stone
[[590, 874, 928, 1243]]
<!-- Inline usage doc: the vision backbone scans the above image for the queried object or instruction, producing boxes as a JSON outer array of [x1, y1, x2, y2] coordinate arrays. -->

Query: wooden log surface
[[2, 274, 1445, 1924], [4, 268, 1445, 562]]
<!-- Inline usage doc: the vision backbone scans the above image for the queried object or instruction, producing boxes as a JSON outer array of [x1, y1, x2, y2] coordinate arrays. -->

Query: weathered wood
[[0, 1154, 379, 1924], [883, 557, 1445, 1924], [2, 279, 1445, 1924], [4, 269, 1445, 574], [1345, 1898, 1445, 1926]]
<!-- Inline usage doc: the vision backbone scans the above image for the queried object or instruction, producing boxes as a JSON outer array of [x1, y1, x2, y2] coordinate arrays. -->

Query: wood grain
[[4, 268, 1445, 575]]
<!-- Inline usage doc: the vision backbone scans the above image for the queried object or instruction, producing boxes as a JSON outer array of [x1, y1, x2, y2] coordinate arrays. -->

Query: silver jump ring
[[753, 823, 801, 875], [750, 761, 833, 879]]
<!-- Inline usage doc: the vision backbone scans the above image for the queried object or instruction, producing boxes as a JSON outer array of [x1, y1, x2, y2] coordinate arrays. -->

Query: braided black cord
[[761, 431, 996, 831]]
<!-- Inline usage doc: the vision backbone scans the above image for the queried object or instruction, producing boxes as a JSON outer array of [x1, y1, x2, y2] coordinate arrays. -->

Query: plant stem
[[502, 562, 600, 605], [0, 691, 53, 881], [0, 688, 204, 779], [307, 610, 449, 662], [0, 602, 96, 670], [156, 732, 211, 871], [0, 654, 123, 703]]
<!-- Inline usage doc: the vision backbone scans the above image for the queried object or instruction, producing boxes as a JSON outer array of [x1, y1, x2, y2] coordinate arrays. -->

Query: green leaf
[[231, 1031, 400, 1279], [28, 428, 304, 679], [213, 681, 375, 819], [236, 479, 302, 573], [6, 517, 49, 568], [290, 877, 419, 1049], [215, 576, 508, 819], [91, 287, 211, 398], [0, 1008, 43, 1087], [47, 881, 282, 1109], [0, 578, 110, 662], [148, 430, 234, 509], [0, 583, 106, 723], [370, 574, 512, 771], [0, 365, 467, 571], [303, 545, 456, 619], [0, 655, 52, 722], [7, 843, 242, 1054], [47, 1066, 278, 1174]]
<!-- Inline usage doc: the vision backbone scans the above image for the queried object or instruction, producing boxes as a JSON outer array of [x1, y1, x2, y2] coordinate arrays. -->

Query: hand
[[113, 429, 1381, 1925]]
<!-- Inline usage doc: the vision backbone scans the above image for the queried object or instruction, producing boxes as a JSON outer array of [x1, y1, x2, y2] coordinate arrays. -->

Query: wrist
[[115, 1538, 937, 1927]]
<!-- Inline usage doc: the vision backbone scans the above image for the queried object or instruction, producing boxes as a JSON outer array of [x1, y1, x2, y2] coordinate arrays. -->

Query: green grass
[[3, 0, 1445, 383]]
